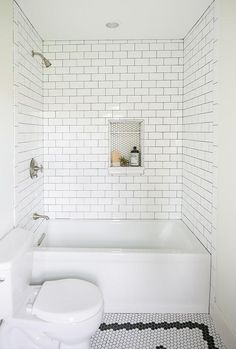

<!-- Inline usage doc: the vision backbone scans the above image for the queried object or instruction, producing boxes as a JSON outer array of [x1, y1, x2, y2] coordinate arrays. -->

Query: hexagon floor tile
[[91, 313, 225, 349]]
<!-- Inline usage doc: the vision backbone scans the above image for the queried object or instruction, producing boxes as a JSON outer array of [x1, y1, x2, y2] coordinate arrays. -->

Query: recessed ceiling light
[[106, 22, 119, 29]]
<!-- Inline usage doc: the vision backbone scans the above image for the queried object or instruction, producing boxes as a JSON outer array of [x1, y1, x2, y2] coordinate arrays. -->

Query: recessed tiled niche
[[109, 119, 144, 175]]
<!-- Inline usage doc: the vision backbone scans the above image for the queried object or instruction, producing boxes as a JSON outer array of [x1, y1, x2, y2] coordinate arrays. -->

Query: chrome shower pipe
[[32, 50, 52, 68]]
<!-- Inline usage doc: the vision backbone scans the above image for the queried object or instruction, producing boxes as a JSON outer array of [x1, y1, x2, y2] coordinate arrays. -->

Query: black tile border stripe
[[99, 321, 218, 349]]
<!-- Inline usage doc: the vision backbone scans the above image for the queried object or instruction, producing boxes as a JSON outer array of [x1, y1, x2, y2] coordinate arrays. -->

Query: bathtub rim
[[33, 246, 210, 255], [34, 219, 210, 255]]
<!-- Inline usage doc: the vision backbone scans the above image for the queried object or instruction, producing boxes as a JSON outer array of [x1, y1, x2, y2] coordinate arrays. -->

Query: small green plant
[[119, 156, 129, 167]]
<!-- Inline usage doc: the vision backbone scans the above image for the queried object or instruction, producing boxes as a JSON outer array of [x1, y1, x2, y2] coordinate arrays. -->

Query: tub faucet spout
[[33, 213, 50, 220]]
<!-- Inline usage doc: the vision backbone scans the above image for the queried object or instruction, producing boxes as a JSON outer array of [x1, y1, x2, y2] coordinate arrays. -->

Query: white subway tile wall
[[183, 3, 215, 250], [14, 3, 46, 233], [211, 0, 219, 311], [43, 40, 183, 219], [13, 1, 217, 252]]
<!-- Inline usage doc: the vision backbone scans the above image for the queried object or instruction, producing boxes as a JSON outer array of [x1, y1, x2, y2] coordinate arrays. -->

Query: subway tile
[[16, 19, 214, 237]]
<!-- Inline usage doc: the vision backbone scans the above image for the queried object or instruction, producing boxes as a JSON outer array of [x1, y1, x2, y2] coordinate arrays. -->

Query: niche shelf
[[108, 119, 144, 176]]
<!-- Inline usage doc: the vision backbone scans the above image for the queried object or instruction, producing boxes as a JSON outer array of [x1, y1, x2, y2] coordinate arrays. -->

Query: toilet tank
[[0, 227, 33, 319]]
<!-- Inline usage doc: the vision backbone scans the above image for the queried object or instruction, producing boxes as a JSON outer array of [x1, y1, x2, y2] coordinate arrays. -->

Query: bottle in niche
[[130, 146, 140, 167]]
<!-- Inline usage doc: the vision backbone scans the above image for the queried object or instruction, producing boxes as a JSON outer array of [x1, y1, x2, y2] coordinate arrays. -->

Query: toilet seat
[[32, 279, 103, 324]]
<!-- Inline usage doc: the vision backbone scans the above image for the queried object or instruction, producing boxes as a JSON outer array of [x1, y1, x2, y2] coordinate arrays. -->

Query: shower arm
[[32, 50, 44, 59]]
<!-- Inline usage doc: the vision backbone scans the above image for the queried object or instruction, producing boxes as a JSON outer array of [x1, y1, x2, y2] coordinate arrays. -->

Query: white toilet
[[0, 227, 103, 349]]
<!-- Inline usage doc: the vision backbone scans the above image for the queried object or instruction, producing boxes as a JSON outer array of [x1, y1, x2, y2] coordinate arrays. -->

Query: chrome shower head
[[32, 50, 52, 68], [42, 57, 52, 68]]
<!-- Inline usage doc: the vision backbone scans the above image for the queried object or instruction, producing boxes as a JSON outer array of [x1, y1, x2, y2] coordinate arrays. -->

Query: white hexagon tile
[[91, 313, 225, 349]]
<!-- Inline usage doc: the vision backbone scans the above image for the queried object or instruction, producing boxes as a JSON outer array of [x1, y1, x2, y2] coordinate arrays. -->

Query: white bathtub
[[32, 220, 211, 313]]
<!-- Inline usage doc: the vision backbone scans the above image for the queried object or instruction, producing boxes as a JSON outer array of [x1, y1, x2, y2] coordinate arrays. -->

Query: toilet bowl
[[1, 280, 103, 349], [0, 228, 103, 349]]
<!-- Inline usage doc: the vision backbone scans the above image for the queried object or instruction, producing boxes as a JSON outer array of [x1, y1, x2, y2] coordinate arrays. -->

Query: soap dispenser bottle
[[130, 146, 140, 167]]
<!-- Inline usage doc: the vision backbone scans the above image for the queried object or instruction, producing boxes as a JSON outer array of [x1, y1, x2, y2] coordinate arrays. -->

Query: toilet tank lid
[[0, 227, 33, 270]]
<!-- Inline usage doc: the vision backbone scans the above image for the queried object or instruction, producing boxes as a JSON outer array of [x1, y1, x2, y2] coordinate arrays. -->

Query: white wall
[[212, 0, 236, 347], [43, 40, 183, 219], [183, 3, 215, 251], [0, 1, 14, 238], [182, 2, 219, 312], [13, 3, 45, 234]]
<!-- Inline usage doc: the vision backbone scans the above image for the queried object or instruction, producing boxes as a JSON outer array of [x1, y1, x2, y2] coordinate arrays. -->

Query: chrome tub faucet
[[32, 213, 50, 220]]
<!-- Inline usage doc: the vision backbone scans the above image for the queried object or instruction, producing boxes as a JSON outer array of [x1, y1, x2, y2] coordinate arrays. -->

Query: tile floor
[[91, 314, 225, 349]]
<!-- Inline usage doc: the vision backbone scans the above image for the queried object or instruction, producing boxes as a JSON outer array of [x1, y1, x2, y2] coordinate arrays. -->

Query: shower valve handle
[[30, 158, 43, 179]]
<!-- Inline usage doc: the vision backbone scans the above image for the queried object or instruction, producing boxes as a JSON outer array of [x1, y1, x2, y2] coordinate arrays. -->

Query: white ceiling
[[16, 0, 212, 40]]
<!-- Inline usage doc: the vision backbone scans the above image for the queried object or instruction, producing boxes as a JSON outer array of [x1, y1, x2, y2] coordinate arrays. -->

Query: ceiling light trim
[[106, 22, 119, 29]]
